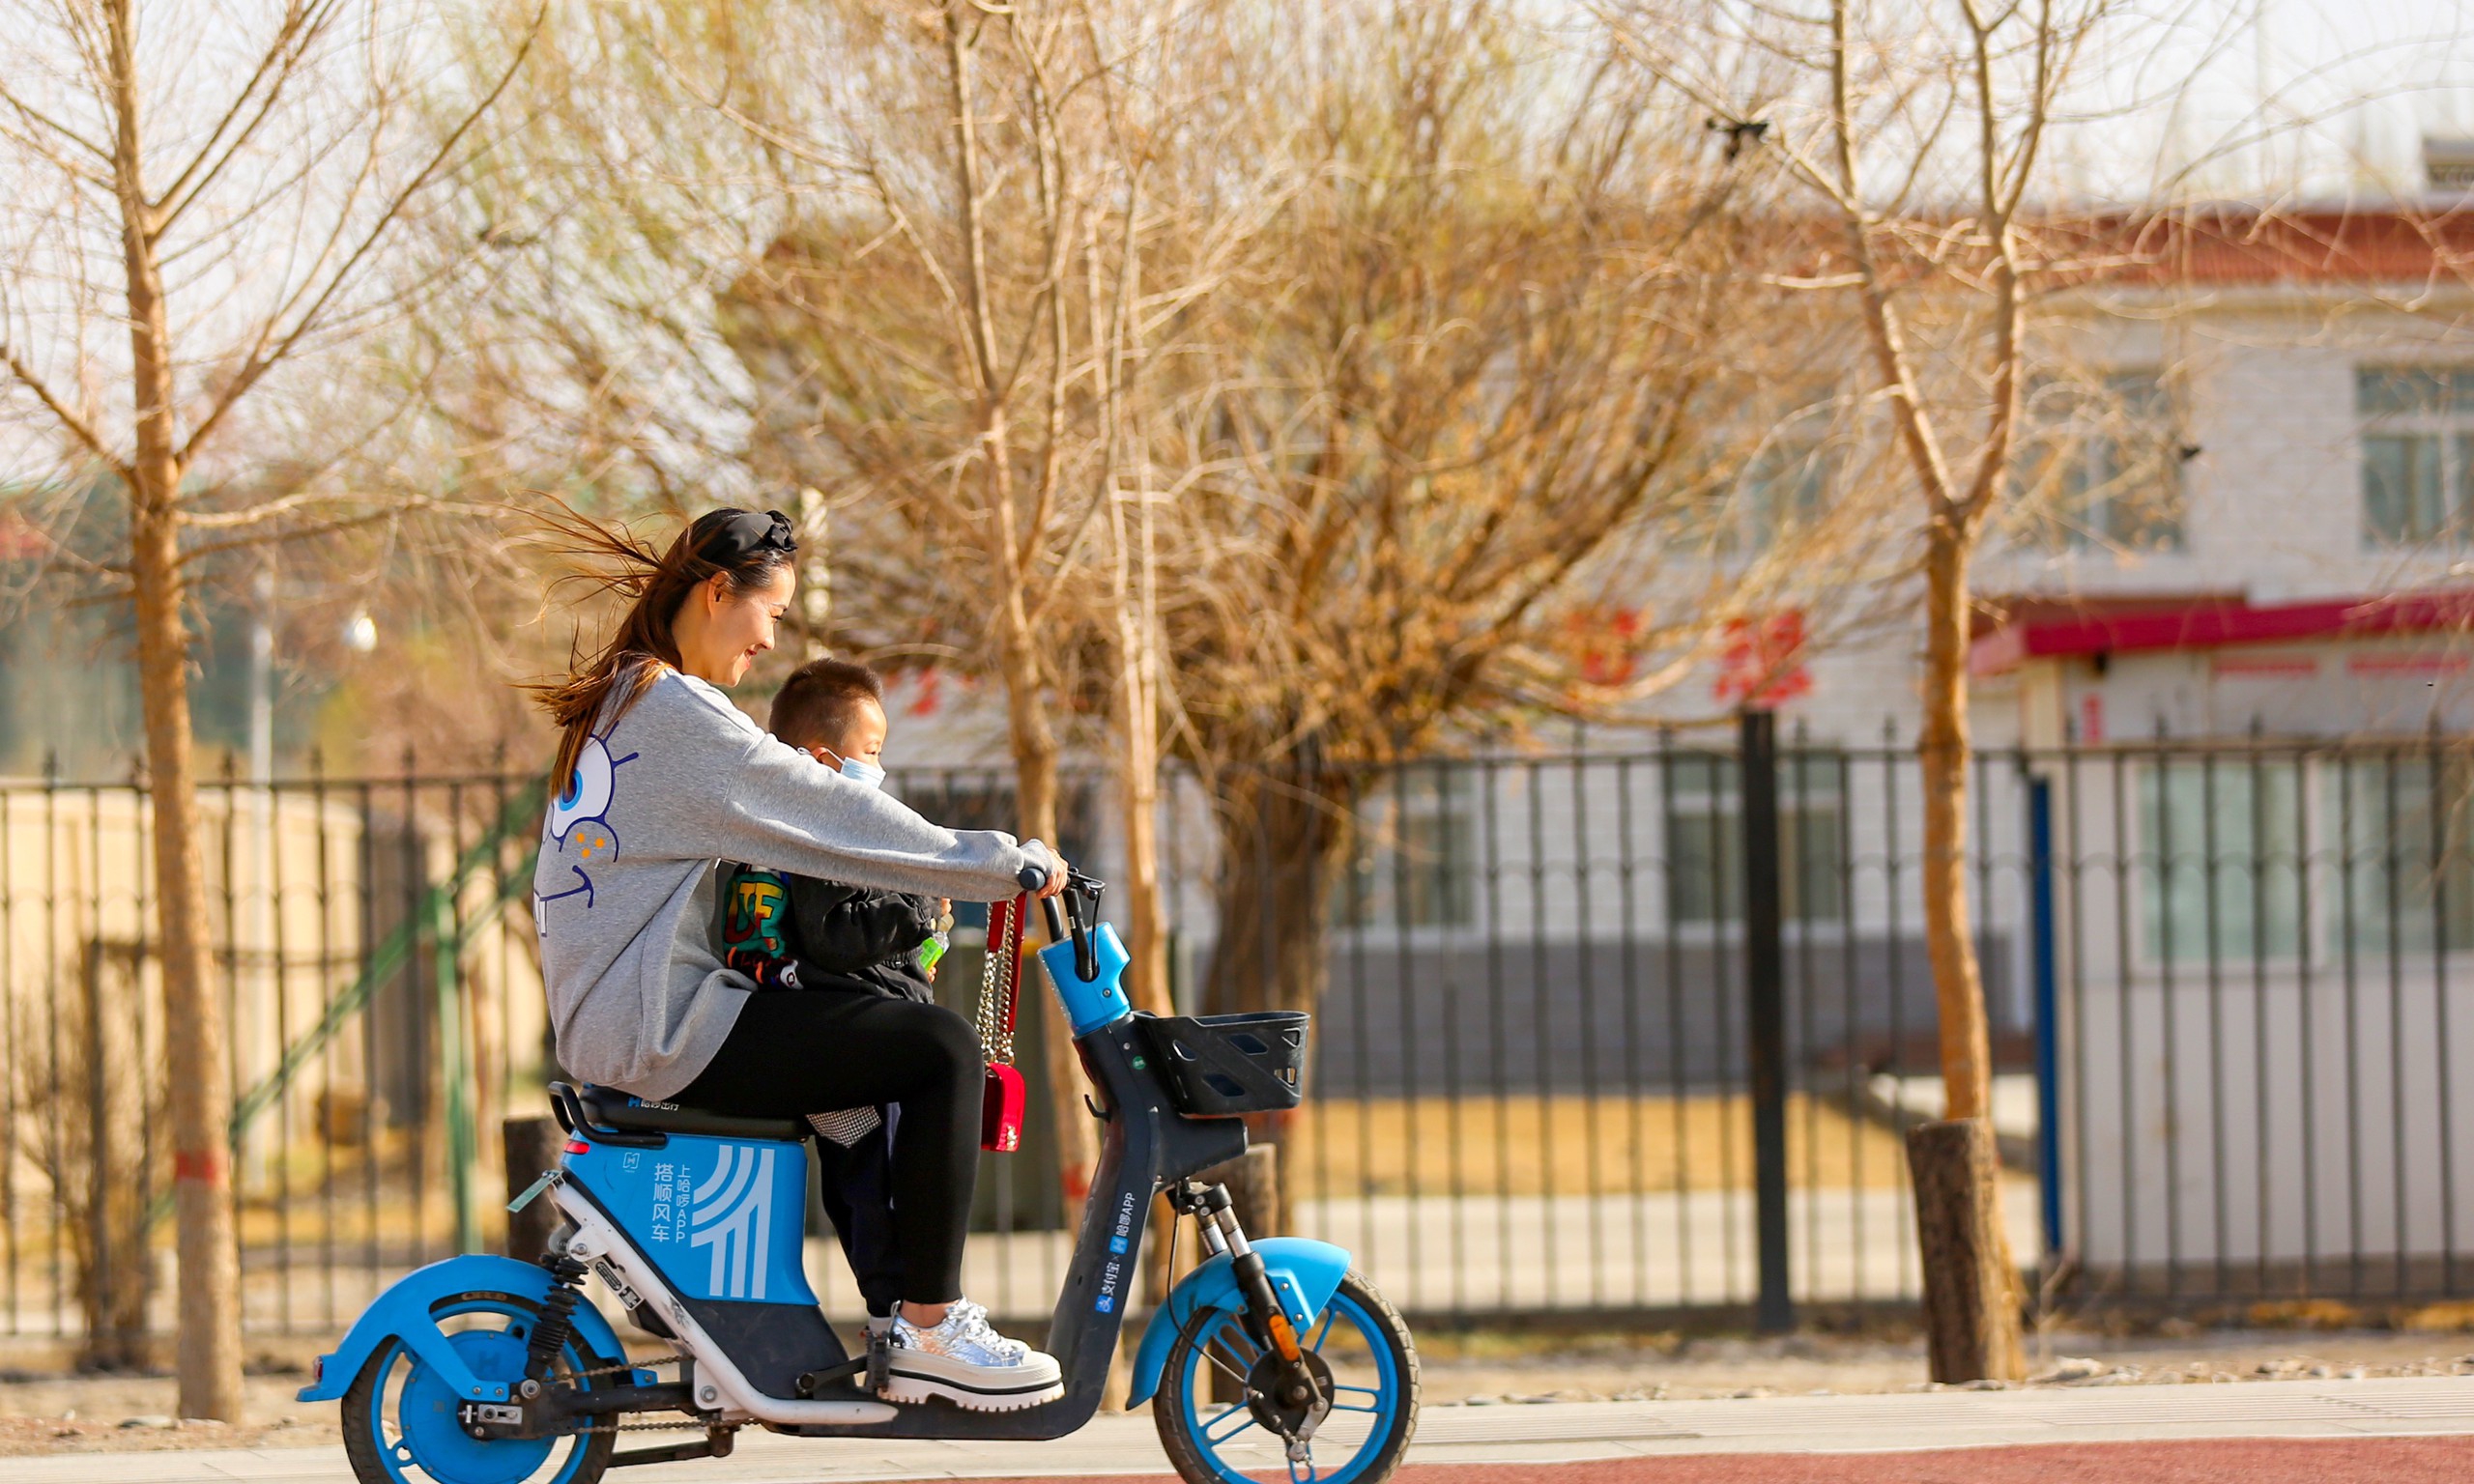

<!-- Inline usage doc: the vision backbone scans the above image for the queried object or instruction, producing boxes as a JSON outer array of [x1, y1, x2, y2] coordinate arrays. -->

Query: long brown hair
[[529, 505, 799, 792]]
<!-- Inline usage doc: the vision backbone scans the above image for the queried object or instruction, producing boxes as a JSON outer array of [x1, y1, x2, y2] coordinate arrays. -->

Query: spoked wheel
[[339, 1291, 619, 1484], [1155, 1270, 1418, 1484]]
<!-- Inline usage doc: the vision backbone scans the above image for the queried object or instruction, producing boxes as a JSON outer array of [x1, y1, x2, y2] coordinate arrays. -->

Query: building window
[[2018, 372, 2184, 551], [2358, 367, 2474, 546], [2139, 760, 2304, 963], [1665, 753, 1847, 928], [2139, 753, 2474, 963], [1339, 769, 1475, 929], [2328, 753, 2474, 954]]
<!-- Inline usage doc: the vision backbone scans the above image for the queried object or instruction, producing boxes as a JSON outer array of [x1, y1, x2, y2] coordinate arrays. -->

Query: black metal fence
[[5, 733, 2472, 1348]]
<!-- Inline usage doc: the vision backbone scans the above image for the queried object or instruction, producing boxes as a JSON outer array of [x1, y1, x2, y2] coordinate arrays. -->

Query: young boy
[[719, 658, 955, 1326]]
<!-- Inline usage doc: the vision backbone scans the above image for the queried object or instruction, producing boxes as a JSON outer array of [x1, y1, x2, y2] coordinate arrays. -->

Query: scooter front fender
[[1126, 1238, 1350, 1409], [297, 1254, 630, 1404]]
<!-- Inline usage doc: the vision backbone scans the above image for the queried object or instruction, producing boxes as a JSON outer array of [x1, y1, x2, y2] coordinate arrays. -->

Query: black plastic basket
[[1137, 1012, 1309, 1117]]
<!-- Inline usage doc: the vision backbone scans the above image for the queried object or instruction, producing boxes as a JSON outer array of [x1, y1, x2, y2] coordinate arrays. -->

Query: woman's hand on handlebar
[[1033, 852, 1069, 899], [1021, 845, 1070, 899]]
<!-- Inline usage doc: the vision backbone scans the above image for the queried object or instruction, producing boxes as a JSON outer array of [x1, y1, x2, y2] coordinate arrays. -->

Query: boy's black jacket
[[783, 876, 939, 1004]]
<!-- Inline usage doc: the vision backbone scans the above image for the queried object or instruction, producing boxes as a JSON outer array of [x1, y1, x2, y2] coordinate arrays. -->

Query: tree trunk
[[1200, 764, 1355, 1020], [131, 498, 245, 1418], [1918, 522, 1992, 1123], [1907, 1118, 2024, 1384], [793, 485, 832, 662], [992, 596, 1097, 1210], [77, 940, 156, 1371], [1912, 517, 2023, 1382], [1195, 760, 1353, 1230], [107, 3, 244, 1404], [1110, 487, 1171, 1020], [1114, 659, 1169, 1018]]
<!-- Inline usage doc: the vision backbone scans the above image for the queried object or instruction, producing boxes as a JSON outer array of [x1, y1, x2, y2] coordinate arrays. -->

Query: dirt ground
[[5, 1326, 2473, 1457]]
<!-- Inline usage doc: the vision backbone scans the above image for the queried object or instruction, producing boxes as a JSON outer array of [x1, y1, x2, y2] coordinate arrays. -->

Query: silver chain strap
[[975, 898, 1021, 1066]]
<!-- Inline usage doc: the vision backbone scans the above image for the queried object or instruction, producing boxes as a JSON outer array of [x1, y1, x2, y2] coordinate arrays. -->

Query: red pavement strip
[[982, 1436, 2474, 1484]]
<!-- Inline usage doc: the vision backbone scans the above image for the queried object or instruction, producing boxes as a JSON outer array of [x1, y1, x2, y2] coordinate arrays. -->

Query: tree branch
[[176, 3, 548, 468], [0, 342, 130, 476]]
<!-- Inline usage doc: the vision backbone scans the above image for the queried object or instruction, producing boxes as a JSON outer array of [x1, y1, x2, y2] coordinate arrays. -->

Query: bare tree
[[704, 0, 1280, 1202], [1597, 0, 2129, 1381], [0, 0, 536, 1415], [1149, 4, 1877, 1057]]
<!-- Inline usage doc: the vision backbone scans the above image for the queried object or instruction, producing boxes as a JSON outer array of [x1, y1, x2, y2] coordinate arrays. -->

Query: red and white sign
[[1714, 611, 1812, 708]]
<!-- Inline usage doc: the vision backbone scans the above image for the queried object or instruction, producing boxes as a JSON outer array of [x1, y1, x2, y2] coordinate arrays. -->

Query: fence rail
[[4, 733, 2471, 1350]]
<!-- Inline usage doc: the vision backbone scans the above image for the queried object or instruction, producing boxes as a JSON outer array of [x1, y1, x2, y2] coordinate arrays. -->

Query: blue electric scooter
[[300, 870, 1419, 1484]]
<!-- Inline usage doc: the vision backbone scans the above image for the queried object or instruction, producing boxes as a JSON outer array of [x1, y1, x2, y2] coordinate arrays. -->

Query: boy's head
[[770, 658, 888, 769]]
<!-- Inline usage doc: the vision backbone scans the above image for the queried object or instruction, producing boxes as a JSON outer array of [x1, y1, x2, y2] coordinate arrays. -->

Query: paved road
[[1011, 1439, 2474, 1484], [23, 1376, 2474, 1483]]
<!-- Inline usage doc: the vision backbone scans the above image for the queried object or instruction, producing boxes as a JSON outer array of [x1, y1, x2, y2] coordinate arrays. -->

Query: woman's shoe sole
[[883, 1356, 1066, 1413]]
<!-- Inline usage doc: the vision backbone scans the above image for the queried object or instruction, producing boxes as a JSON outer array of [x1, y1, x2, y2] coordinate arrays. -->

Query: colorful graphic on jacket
[[719, 866, 799, 987], [534, 733, 638, 928]]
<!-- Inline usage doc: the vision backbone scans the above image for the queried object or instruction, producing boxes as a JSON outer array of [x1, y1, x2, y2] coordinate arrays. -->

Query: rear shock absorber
[[525, 1251, 591, 1382]]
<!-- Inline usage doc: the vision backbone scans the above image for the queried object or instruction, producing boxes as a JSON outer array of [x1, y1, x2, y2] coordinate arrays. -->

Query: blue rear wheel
[[338, 1291, 619, 1484], [1155, 1270, 1419, 1484]]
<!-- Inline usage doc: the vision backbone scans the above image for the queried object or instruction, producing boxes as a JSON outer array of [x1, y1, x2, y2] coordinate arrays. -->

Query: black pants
[[677, 991, 980, 1305]]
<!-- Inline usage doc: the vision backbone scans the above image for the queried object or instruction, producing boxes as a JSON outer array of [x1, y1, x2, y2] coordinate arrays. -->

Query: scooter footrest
[[796, 1356, 871, 1397]]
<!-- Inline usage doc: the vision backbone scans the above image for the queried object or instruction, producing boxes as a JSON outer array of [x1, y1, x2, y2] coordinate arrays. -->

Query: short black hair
[[769, 658, 886, 750]]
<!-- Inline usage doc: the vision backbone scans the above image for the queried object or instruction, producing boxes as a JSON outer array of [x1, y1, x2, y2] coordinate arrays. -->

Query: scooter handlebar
[[1019, 868, 1105, 983]]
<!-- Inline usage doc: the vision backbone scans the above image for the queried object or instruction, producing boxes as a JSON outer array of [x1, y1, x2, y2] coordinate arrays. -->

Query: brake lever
[[1067, 877, 1103, 983]]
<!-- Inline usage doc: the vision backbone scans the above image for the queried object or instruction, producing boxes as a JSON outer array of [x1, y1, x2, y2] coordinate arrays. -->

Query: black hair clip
[[698, 506, 799, 561]]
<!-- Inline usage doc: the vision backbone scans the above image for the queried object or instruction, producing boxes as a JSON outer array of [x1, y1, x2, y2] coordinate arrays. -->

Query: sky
[[2081, 0, 2474, 201]]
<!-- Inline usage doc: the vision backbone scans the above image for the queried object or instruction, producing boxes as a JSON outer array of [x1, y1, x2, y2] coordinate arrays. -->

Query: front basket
[[1137, 1012, 1309, 1117]]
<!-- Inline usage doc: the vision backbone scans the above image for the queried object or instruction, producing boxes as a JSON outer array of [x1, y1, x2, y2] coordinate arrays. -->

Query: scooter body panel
[[1122, 1238, 1351, 1409], [296, 1254, 633, 1404], [1038, 924, 1132, 1034], [562, 1131, 816, 1306]]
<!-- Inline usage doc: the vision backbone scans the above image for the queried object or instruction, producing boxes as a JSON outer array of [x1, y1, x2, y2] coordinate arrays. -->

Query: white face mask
[[837, 756, 886, 789]]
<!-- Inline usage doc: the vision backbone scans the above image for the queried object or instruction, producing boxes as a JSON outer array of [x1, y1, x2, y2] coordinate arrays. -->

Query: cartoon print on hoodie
[[534, 733, 638, 929]]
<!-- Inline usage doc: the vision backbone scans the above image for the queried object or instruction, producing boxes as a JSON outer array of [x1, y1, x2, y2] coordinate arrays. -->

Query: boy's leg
[[838, 1116, 906, 1320], [811, 1134, 867, 1295]]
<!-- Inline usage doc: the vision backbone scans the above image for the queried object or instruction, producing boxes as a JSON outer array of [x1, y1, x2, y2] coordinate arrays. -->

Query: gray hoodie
[[532, 668, 1048, 1099]]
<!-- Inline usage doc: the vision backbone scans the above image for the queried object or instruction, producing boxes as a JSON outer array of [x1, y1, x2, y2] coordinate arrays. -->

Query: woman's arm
[[638, 673, 1053, 901]]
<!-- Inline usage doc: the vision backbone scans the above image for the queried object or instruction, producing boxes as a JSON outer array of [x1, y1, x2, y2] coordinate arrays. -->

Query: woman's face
[[673, 564, 795, 688]]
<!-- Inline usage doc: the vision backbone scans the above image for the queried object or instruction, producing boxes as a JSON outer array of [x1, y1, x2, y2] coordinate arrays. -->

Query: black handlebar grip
[[1017, 863, 1050, 893]]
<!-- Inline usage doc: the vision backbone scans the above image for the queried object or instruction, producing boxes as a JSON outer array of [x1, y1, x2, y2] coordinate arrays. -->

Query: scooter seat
[[559, 1081, 810, 1142]]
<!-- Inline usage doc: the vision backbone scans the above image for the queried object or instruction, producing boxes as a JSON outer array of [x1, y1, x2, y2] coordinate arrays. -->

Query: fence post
[[434, 889, 479, 1255], [1739, 707, 1795, 1333]]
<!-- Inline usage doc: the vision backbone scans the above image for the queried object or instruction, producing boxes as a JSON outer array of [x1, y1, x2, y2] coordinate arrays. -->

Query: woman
[[530, 506, 1066, 1410]]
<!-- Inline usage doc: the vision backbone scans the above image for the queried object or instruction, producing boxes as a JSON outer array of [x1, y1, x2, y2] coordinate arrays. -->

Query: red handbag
[[976, 895, 1028, 1153]]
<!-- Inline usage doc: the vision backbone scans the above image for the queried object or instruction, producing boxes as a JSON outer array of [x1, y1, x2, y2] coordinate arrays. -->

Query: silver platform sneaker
[[883, 1298, 1064, 1412]]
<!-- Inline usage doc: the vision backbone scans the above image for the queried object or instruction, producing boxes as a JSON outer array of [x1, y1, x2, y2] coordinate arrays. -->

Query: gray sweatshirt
[[532, 668, 1049, 1099]]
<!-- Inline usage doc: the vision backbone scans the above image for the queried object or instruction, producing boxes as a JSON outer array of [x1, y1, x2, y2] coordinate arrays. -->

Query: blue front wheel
[[337, 1290, 619, 1484], [1156, 1270, 1419, 1484]]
